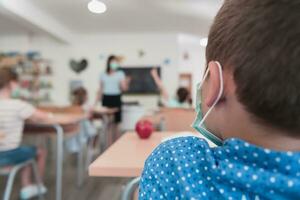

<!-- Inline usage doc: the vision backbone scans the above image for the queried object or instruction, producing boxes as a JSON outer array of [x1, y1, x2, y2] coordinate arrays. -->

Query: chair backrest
[[160, 108, 196, 132]]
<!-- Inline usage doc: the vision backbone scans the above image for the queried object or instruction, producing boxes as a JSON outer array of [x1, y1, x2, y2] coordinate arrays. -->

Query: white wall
[[0, 33, 180, 108], [0, 33, 208, 108], [177, 34, 207, 104]]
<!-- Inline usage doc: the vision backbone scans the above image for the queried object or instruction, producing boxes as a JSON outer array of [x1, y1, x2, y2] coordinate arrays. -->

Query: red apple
[[135, 120, 154, 139]]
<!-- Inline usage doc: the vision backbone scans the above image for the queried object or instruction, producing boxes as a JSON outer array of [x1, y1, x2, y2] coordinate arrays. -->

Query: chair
[[75, 119, 99, 188], [0, 159, 43, 200], [121, 177, 140, 200], [159, 108, 196, 132], [39, 105, 86, 187]]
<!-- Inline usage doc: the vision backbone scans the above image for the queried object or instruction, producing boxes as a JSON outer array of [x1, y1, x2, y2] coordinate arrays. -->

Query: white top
[[0, 99, 35, 151], [166, 98, 190, 109], [100, 71, 125, 95]]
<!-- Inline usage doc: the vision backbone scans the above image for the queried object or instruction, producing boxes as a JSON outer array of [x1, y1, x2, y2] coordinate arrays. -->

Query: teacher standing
[[95, 55, 130, 123]]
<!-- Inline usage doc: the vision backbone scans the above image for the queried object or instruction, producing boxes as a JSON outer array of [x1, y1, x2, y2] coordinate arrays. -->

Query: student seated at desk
[[140, 0, 300, 199], [0, 67, 52, 199], [66, 87, 97, 153], [72, 86, 97, 140], [150, 68, 191, 108], [71, 86, 92, 116]]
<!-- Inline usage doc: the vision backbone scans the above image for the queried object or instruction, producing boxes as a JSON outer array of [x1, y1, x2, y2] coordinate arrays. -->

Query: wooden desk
[[89, 131, 215, 200], [141, 108, 196, 132], [24, 113, 82, 135], [89, 132, 204, 177], [24, 107, 85, 200], [92, 107, 118, 119]]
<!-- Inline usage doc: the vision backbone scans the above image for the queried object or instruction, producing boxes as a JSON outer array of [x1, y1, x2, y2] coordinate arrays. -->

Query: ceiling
[[0, 0, 222, 36], [0, 12, 43, 35]]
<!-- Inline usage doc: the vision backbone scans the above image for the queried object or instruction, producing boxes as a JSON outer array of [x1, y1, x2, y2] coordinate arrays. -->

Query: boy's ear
[[205, 61, 222, 107]]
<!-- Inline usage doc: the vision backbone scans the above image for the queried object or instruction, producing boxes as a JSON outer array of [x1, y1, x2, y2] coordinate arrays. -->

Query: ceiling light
[[200, 38, 208, 47], [88, 0, 107, 14]]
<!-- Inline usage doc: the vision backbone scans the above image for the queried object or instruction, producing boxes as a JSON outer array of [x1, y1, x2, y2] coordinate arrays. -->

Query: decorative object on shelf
[[5, 51, 20, 57], [43, 92, 51, 102], [45, 65, 53, 75], [163, 58, 171, 65], [0, 54, 23, 67], [70, 59, 88, 74], [39, 80, 52, 89], [32, 62, 41, 76], [0, 52, 53, 105], [183, 51, 189, 60], [26, 51, 41, 60], [138, 49, 145, 58], [99, 54, 106, 60]]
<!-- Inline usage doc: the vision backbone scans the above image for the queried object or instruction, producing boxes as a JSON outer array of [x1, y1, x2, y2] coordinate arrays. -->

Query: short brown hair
[[0, 67, 16, 90], [206, 0, 300, 135], [72, 87, 87, 106], [176, 87, 189, 103]]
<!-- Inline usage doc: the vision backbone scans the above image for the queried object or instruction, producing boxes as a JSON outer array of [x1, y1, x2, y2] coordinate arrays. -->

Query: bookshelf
[[0, 53, 54, 105]]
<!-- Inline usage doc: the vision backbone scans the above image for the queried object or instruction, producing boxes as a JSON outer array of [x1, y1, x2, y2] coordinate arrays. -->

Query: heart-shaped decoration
[[70, 59, 88, 74]]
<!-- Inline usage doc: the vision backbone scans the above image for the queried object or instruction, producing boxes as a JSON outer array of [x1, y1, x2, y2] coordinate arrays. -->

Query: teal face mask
[[11, 87, 21, 99], [192, 61, 224, 146], [110, 62, 120, 70]]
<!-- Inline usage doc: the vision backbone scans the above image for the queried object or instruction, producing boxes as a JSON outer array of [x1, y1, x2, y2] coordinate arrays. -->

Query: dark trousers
[[102, 95, 122, 123]]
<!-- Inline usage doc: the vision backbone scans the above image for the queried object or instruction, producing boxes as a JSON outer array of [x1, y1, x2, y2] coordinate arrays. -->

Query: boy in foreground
[[139, 0, 300, 199]]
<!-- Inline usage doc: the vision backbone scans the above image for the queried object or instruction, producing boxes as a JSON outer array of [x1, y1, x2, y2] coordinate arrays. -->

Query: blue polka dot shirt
[[139, 137, 300, 200]]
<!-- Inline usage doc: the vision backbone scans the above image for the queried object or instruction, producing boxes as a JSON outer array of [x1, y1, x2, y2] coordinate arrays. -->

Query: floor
[[0, 139, 130, 200]]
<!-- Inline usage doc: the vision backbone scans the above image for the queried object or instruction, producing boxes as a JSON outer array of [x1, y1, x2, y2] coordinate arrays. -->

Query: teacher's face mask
[[192, 61, 224, 146], [110, 62, 120, 70]]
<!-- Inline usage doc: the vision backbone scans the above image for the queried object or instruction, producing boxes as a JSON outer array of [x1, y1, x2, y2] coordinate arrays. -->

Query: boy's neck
[[221, 96, 300, 151], [225, 109, 300, 151], [241, 125, 300, 151], [0, 89, 11, 99]]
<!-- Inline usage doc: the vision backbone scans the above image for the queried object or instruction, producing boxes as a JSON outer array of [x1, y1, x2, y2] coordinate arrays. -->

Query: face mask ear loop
[[198, 61, 224, 125], [196, 68, 210, 106], [198, 68, 210, 91]]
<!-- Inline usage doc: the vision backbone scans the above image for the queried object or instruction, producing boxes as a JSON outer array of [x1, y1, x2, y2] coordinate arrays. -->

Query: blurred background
[[0, 0, 223, 199], [0, 0, 222, 108]]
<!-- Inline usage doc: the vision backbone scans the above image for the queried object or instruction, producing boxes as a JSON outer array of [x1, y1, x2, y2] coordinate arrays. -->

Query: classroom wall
[[0, 33, 206, 108], [178, 34, 206, 104]]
